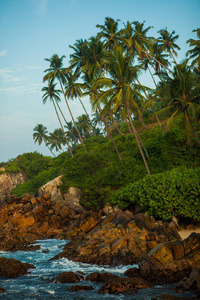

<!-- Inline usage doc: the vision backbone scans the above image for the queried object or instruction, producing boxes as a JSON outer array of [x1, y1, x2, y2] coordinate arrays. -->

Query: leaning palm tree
[[93, 45, 151, 175], [77, 114, 92, 139], [43, 54, 87, 153], [156, 60, 200, 145], [186, 28, 200, 71], [33, 124, 55, 157], [157, 28, 180, 65], [42, 82, 73, 157]]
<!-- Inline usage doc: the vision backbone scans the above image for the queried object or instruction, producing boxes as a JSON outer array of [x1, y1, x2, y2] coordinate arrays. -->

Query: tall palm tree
[[33, 124, 55, 157], [42, 82, 73, 157], [156, 60, 200, 144], [186, 28, 200, 71], [77, 114, 92, 139], [81, 69, 122, 160], [157, 28, 180, 65], [93, 45, 151, 175], [96, 17, 121, 50], [64, 69, 96, 135], [47, 129, 66, 153], [43, 54, 87, 153]]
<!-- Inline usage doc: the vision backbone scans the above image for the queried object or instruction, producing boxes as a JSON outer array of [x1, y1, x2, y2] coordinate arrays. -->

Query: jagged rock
[[63, 187, 84, 213], [51, 211, 180, 265], [0, 171, 27, 205], [37, 175, 63, 202], [0, 257, 35, 277]]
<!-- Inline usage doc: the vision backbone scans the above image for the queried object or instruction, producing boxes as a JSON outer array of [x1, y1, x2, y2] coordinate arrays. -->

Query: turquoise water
[[0, 239, 198, 299]]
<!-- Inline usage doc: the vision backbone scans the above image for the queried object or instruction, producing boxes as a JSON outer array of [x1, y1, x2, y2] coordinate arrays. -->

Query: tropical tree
[[93, 45, 151, 175], [157, 28, 180, 65], [96, 17, 121, 50], [186, 28, 200, 71], [156, 60, 200, 144], [33, 124, 55, 156], [43, 54, 87, 153], [77, 114, 92, 139], [42, 82, 73, 157], [47, 129, 66, 153], [64, 69, 96, 135]]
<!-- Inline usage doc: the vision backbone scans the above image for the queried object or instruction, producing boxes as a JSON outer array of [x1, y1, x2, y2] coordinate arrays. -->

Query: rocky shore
[[0, 177, 199, 296]]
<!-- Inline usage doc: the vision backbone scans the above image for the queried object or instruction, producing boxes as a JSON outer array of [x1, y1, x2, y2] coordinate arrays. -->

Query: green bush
[[110, 167, 200, 221]]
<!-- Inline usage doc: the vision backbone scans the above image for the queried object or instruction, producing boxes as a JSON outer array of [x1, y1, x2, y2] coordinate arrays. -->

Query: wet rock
[[0, 257, 35, 278], [86, 272, 119, 282], [0, 288, 5, 293], [52, 271, 84, 283], [71, 285, 93, 292]]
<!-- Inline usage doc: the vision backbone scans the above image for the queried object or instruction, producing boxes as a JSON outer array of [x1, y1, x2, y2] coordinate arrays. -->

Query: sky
[[0, 0, 199, 162]]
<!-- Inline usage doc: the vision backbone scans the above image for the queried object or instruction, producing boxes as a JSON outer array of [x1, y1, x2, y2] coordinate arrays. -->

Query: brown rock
[[52, 271, 83, 283], [71, 285, 93, 292], [0, 257, 35, 277]]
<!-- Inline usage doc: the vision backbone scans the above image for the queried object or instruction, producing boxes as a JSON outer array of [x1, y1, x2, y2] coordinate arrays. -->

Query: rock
[[71, 285, 93, 292], [97, 276, 152, 294], [177, 267, 199, 293], [0, 288, 5, 293], [86, 272, 119, 282], [0, 172, 27, 205], [37, 175, 63, 203], [0, 257, 35, 277], [52, 271, 84, 283], [124, 267, 140, 278], [63, 187, 82, 211], [51, 211, 180, 265]]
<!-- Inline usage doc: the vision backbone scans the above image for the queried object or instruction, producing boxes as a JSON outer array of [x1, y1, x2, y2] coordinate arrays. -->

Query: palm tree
[[93, 45, 151, 175], [64, 69, 96, 135], [43, 54, 87, 153], [64, 121, 79, 146], [186, 28, 200, 71], [42, 82, 73, 157], [157, 28, 180, 65], [47, 129, 66, 153], [77, 114, 92, 139], [81, 69, 122, 160], [33, 124, 55, 156], [96, 17, 121, 50], [156, 60, 200, 144]]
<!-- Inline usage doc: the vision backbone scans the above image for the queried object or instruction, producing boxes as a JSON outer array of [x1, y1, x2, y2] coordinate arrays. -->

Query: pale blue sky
[[0, 0, 199, 162]]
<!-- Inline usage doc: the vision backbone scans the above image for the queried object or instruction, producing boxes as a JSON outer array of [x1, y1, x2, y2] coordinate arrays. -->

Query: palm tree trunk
[[169, 50, 178, 65], [55, 100, 78, 141], [59, 79, 87, 153], [125, 101, 151, 176], [78, 95, 96, 136], [111, 114, 125, 136], [98, 104, 122, 160], [52, 98, 74, 157], [46, 143, 56, 157], [186, 111, 200, 145], [136, 78, 162, 130], [142, 49, 173, 74]]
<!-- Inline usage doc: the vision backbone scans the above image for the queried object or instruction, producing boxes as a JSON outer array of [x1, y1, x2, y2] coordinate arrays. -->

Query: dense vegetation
[[1, 18, 200, 222]]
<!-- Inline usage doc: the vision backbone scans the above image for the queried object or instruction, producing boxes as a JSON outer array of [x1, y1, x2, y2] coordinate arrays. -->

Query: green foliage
[[111, 167, 200, 221]]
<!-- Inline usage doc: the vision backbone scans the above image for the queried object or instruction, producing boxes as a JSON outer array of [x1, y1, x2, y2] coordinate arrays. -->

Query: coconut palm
[[47, 129, 66, 153], [33, 124, 55, 157], [186, 28, 200, 71], [64, 69, 96, 135], [77, 114, 92, 139], [96, 17, 121, 50], [42, 82, 73, 157], [93, 45, 151, 175], [43, 54, 87, 153], [156, 60, 200, 144], [157, 28, 180, 65], [81, 69, 122, 160]]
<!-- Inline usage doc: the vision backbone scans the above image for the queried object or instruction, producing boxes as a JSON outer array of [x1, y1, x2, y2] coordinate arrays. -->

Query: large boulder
[[0, 257, 35, 277]]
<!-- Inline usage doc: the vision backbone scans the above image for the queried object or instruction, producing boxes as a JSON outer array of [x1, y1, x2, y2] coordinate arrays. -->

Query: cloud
[[0, 83, 43, 95], [25, 65, 43, 70], [0, 68, 21, 83], [0, 50, 8, 56]]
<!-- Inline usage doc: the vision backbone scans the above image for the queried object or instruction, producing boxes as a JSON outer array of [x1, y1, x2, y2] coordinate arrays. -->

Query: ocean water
[[0, 239, 198, 300]]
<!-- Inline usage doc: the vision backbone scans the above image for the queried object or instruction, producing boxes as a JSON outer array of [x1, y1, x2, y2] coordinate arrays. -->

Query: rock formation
[[0, 168, 27, 205]]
